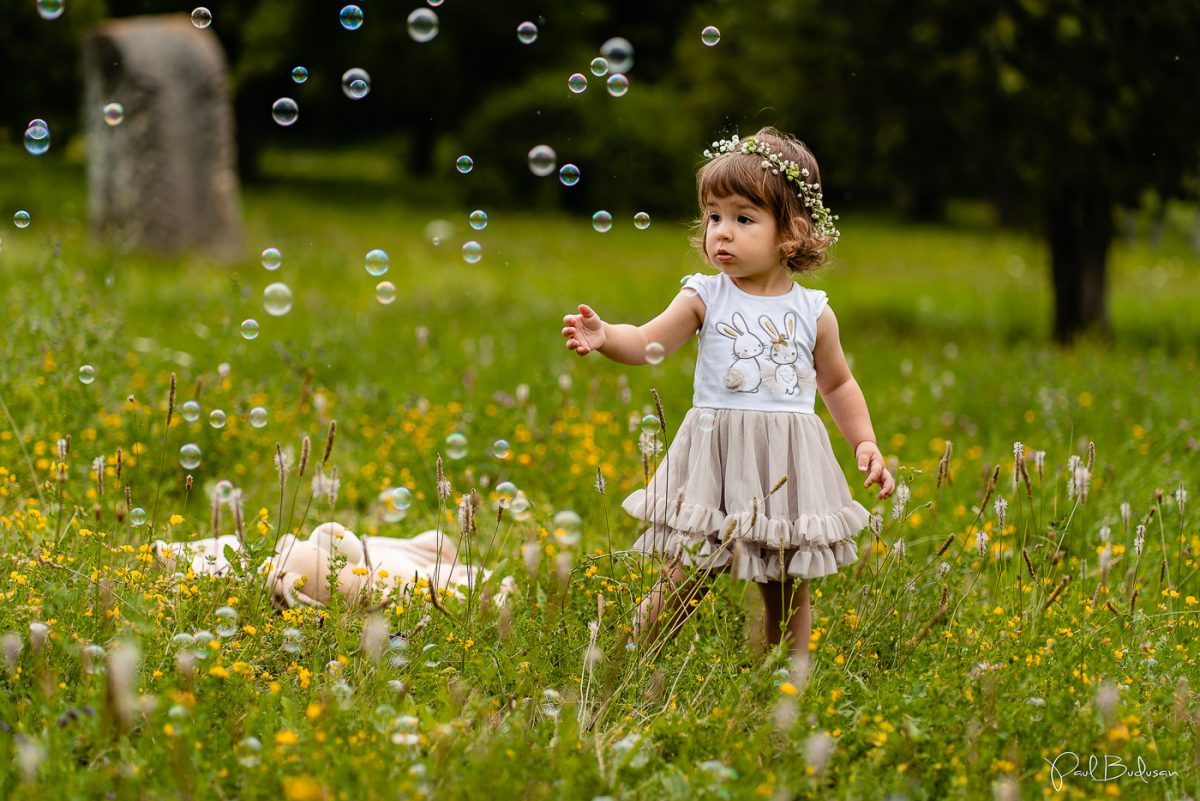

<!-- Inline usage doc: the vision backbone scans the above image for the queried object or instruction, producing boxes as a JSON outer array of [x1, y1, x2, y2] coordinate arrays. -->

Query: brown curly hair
[[690, 127, 833, 275]]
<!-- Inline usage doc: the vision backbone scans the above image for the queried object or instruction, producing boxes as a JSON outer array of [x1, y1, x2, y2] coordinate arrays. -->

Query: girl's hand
[[855, 441, 896, 500], [562, 304, 608, 356]]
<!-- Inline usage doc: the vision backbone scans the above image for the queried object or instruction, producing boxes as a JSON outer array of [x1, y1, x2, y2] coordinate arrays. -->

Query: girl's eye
[[738, 215, 753, 224], [708, 213, 720, 223]]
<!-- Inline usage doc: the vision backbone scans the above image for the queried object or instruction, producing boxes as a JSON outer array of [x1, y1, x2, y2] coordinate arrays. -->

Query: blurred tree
[[676, 0, 1200, 343]]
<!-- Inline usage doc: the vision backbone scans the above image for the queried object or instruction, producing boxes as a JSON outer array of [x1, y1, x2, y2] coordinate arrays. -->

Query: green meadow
[[0, 149, 1198, 799]]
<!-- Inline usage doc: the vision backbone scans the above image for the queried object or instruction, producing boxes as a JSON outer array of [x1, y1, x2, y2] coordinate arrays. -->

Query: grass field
[[1, 149, 1199, 799]]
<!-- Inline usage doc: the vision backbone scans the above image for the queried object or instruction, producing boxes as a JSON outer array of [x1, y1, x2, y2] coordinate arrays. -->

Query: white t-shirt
[[681, 271, 828, 413]]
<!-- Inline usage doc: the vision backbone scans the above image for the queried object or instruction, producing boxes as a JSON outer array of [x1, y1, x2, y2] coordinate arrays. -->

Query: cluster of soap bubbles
[[342, 68, 370, 100], [589, 211, 651, 232], [24, 119, 50, 156], [493, 481, 532, 520]]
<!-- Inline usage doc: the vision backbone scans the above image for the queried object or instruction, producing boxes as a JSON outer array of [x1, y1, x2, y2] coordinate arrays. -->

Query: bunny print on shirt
[[715, 312, 765, 392], [714, 310, 814, 398]]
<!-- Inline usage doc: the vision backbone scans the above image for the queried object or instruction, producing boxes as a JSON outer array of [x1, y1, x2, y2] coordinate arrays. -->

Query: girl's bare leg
[[757, 580, 787, 647], [634, 557, 711, 646], [784, 578, 812, 666]]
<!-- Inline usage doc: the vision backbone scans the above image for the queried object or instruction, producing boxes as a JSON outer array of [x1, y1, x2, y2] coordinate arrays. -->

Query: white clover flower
[[976, 530, 989, 558], [994, 497, 1008, 532]]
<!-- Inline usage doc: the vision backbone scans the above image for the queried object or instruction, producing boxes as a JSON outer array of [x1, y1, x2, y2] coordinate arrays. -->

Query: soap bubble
[[380, 488, 406, 523], [179, 443, 201, 470], [568, 73, 588, 93], [468, 210, 488, 230], [171, 633, 195, 650], [462, 241, 482, 264], [592, 211, 612, 232], [24, 121, 50, 156], [541, 688, 562, 717], [375, 281, 396, 305], [263, 283, 293, 316], [391, 487, 413, 511], [209, 409, 227, 429], [365, 248, 389, 276], [701, 26, 721, 46], [271, 98, 298, 126], [640, 414, 660, 435], [236, 737, 262, 768], [455, 155, 474, 174], [214, 480, 235, 502], [341, 68, 370, 100], [372, 704, 398, 734], [261, 247, 281, 270], [338, 4, 363, 30], [516, 20, 538, 44], [600, 37, 633, 73], [191, 630, 214, 659], [527, 145, 557, 177], [445, 432, 468, 460], [240, 319, 259, 340], [559, 164, 580, 186], [491, 439, 511, 460], [510, 491, 532, 519], [78, 364, 96, 384], [589, 57, 609, 77], [36, 0, 64, 20], [181, 401, 200, 422], [552, 510, 583, 546], [190, 7, 212, 28], [407, 8, 439, 42], [13, 211, 30, 229], [249, 407, 268, 428], [634, 211, 651, 229], [291, 66, 308, 84], [644, 341, 665, 365], [698, 412, 716, 433], [387, 637, 408, 668], [130, 507, 147, 526], [215, 606, 238, 637], [606, 74, 629, 97], [424, 219, 453, 246], [282, 628, 302, 654], [102, 103, 124, 126], [495, 481, 517, 506]]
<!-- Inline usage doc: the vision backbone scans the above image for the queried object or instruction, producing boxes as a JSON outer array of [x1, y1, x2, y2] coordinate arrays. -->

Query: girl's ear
[[785, 312, 798, 339], [731, 312, 749, 333], [758, 315, 778, 338]]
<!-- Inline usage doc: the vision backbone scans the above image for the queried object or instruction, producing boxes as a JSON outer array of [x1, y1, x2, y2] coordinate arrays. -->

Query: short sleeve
[[808, 288, 829, 323], [681, 272, 715, 307]]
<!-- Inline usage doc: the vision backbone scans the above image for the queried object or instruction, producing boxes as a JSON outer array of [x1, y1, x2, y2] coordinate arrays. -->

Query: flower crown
[[702, 135, 841, 244]]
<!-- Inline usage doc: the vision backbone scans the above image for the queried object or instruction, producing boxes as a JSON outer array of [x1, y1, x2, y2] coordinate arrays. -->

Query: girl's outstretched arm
[[812, 306, 896, 500], [562, 289, 705, 365]]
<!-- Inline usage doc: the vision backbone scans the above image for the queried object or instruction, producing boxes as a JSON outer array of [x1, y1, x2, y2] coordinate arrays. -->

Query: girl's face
[[703, 194, 783, 280]]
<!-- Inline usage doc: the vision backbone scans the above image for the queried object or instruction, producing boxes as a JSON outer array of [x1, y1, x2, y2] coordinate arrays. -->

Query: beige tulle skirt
[[621, 407, 871, 582]]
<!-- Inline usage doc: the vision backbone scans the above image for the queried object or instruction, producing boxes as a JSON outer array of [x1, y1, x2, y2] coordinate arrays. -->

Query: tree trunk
[[1044, 186, 1114, 344]]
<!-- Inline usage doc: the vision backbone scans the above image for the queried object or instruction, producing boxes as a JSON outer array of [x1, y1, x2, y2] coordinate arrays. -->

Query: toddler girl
[[561, 127, 895, 664]]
